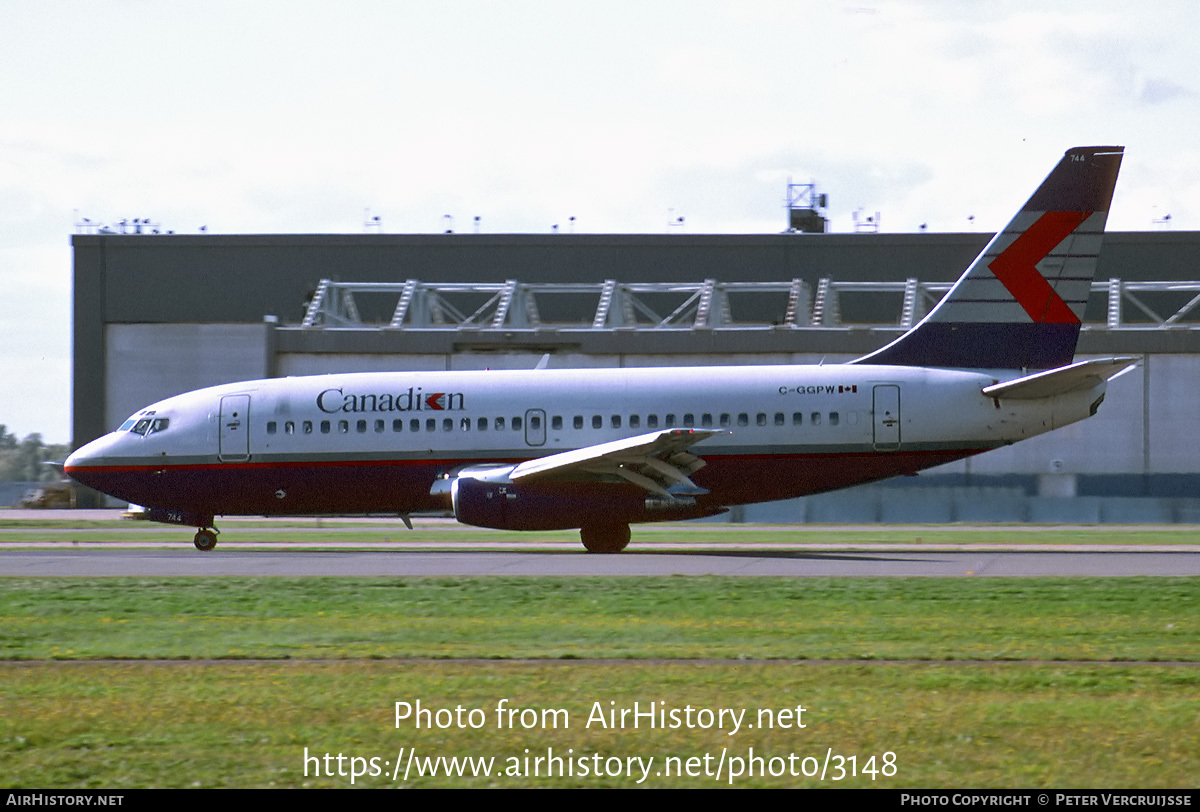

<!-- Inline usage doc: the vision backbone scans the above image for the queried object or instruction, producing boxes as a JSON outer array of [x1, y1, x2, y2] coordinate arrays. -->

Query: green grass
[[3, 519, 1200, 546], [1, 546, 1196, 787], [2, 660, 1195, 788], [1, 577, 1195, 662]]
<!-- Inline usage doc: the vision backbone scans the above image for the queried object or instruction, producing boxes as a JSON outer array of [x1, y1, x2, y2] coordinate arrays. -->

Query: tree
[[0, 426, 70, 482]]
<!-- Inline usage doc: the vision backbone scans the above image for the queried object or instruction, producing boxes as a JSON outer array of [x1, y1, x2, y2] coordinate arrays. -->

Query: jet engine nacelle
[[450, 476, 706, 531]]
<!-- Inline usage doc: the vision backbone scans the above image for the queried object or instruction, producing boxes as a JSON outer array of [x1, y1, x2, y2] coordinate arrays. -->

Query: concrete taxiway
[[3, 511, 1198, 576], [2, 547, 1198, 577]]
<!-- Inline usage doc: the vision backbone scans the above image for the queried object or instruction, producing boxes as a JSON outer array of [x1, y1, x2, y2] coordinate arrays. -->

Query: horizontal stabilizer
[[981, 357, 1138, 400]]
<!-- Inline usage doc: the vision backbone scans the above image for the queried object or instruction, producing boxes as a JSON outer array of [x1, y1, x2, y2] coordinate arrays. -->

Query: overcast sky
[[2, 0, 1197, 443]]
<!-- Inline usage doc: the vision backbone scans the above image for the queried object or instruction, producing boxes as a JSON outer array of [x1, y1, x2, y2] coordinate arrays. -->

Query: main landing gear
[[193, 527, 219, 552], [580, 523, 631, 554]]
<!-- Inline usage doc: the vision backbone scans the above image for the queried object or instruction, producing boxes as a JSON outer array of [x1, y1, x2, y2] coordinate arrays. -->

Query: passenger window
[[630, 415, 640, 429], [321, 420, 331, 434], [551, 416, 562, 430], [774, 413, 785, 426], [267, 422, 278, 435], [442, 418, 453, 431], [573, 415, 583, 430], [720, 414, 731, 427], [426, 418, 436, 431], [683, 413, 694, 427], [460, 417, 471, 431], [479, 417, 489, 431], [737, 413, 748, 427], [412, 418, 421, 432], [338, 420, 349, 433], [356, 420, 367, 433], [495, 417, 505, 431], [648, 414, 659, 428], [512, 416, 522, 430], [375, 419, 385, 433], [393, 419, 403, 432], [701, 413, 712, 428], [530, 415, 542, 430], [303, 421, 313, 434], [285, 421, 295, 435], [792, 412, 803, 426], [665, 414, 676, 427], [830, 412, 840, 426], [592, 415, 602, 429], [811, 412, 822, 426], [611, 415, 621, 429], [756, 413, 767, 426]]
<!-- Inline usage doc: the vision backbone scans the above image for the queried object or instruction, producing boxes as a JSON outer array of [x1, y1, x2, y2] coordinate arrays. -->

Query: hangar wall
[[72, 231, 1200, 520]]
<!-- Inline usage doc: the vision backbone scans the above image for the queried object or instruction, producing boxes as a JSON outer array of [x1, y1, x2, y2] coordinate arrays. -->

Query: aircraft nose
[[64, 446, 85, 470], [64, 435, 114, 488]]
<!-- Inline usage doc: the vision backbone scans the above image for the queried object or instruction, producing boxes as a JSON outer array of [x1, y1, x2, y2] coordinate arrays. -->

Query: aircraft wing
[[510, 428, 724, 497], [982, 357, 1139, 400]]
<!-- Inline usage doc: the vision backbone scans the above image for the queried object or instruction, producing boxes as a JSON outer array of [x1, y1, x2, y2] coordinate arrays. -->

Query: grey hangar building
[[71, 229, 1200, 522]]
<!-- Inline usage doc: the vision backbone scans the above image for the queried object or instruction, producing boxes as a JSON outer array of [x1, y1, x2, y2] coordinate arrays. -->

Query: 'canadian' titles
[[317, 387, 465, 414]]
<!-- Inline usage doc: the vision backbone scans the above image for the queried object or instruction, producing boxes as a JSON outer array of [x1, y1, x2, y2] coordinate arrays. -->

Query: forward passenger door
[[219, 394, 251, 462]]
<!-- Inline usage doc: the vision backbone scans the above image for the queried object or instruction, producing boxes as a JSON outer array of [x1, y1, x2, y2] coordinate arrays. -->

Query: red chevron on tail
[[988, 210, 1091, 325]]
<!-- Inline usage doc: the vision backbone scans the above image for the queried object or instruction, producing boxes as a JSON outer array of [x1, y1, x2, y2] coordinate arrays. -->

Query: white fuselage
[[66, 363, 1104, 528]]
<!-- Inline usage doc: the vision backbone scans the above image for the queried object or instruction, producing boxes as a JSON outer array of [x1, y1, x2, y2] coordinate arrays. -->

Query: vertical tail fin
[[854, 146, 1124, 370]]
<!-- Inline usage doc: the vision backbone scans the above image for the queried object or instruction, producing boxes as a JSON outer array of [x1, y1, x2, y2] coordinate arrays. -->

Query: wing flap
[[510, 428, 723, 496]]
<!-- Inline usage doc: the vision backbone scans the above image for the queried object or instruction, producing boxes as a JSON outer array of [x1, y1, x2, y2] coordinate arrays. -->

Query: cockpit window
[[127, 417, 169, 436]]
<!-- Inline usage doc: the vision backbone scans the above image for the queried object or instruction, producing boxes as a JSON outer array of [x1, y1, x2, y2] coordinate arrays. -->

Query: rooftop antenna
[[73, 210, 98, 234], [667, 208, 686, 232], [852, 208, 880, 233], [786, 179, 828, 233], [443, 214, 454, 234], [363, 208, 382, 233]]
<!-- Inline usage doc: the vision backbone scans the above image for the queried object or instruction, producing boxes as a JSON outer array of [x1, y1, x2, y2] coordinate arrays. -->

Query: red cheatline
[[988, 210, 1091, 324]]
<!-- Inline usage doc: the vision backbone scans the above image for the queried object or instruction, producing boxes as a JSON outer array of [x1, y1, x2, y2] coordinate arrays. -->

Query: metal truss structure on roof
[[299, 278, 1200, 332]]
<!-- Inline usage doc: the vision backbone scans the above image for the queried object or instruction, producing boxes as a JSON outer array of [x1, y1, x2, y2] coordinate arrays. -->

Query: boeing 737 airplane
[[66, 146, 1132, 552]]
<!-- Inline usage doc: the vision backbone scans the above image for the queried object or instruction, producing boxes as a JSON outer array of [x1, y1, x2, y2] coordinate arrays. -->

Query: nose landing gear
[[193, 527, 219, 551]]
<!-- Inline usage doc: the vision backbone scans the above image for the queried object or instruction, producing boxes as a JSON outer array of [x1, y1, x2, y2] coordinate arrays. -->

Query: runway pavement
[[2, 547, 1198, 577], [3, 511, 1198, 576]]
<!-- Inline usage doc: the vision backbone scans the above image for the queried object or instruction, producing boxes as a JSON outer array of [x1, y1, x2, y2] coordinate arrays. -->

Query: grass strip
[[1, 577, 1195, 662], [3, 522, 1200, 546], [2, 660, 1195, 788]]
